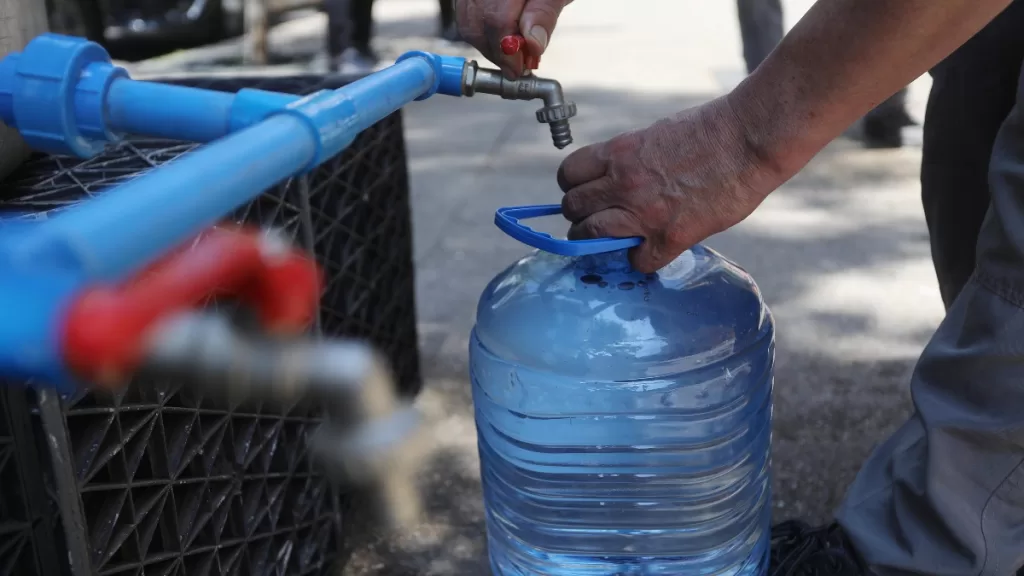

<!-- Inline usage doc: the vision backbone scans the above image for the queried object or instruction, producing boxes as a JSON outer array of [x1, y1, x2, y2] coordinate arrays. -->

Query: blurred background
[[36, 0, 942, 573]]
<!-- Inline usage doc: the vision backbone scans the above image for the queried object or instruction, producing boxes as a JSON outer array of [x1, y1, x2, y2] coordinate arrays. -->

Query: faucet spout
[[461, 61, 577, 149]]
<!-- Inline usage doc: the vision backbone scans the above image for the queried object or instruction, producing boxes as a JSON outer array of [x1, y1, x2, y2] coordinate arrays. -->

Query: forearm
[[730, 0, 1013, 182]]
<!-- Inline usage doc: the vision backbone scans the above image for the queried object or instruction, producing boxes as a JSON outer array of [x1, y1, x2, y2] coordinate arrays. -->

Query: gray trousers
[[836, 6, 1024, 574]]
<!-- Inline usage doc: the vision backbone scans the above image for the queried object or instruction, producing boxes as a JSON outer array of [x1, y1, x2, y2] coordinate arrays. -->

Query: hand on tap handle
[[454, 0, 574, 78]]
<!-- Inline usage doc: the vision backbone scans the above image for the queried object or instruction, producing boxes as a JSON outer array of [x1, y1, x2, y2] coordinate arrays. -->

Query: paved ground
[[130, 1, 946, 573]]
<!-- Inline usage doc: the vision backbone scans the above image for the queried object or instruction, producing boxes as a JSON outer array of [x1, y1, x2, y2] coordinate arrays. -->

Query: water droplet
[[637, 280, 646, 287], [618, 281, 635, 291]]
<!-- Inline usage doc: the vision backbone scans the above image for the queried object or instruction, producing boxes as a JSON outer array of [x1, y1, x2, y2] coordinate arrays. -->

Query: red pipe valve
[[62, 226, 322, 388]]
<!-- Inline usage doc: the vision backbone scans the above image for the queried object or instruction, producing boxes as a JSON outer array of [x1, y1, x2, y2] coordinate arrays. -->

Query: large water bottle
[[470, 206, 774, 575]]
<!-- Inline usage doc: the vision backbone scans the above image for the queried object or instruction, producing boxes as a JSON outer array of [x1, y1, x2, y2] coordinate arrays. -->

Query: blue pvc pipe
[[16, 56, 439, 282], [105, 79, 300, 142], [338, 57, 437, 136], [105, 80, 237, 142], [102, 57, 438, 145], [16, 115, 317, 282]]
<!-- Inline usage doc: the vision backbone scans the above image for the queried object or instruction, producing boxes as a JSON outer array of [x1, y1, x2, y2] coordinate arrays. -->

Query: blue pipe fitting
[[0, 33, 122, 157], [105, 82, 300, 142], [74, 62, 129, 143], [105, 79, 238, 143], [395, 51, 467, 99], [275, 89, 357, 173], [229, 89, 300, 133]]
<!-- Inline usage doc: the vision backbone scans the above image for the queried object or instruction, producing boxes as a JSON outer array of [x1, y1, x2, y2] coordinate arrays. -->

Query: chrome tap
[[461, 61, 577, 149], [458, 34, 577, 149]]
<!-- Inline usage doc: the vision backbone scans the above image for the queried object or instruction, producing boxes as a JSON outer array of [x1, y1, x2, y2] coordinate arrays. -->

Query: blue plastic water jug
[[470, 205, 774, 575]]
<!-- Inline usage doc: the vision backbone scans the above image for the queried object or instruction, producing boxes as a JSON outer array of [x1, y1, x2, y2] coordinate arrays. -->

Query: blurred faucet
[[56, 224, 427, 531], [461, 58, 577, 150], [140, 311, 427, 530]]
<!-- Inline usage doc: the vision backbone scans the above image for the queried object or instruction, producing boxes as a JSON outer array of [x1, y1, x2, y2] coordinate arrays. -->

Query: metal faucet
[[461, 62, 577, 149]]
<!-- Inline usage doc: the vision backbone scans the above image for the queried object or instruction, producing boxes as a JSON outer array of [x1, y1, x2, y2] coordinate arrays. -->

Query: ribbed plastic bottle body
[[471, 246, 774, 576]]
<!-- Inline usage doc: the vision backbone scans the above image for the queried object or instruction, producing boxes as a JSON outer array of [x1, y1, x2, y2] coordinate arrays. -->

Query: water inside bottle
[[471, 247, 774, 575]]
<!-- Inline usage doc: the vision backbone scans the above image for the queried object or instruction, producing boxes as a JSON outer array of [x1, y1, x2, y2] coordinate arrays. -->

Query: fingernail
[[528, 25, 548, 51]]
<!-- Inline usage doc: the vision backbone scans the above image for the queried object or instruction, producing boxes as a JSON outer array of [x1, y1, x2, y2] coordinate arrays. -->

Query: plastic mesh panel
[[0, 74, 420, 576]]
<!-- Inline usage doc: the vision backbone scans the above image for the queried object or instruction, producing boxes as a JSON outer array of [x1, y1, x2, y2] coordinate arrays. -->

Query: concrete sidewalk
[[129, 1, 943, 573]]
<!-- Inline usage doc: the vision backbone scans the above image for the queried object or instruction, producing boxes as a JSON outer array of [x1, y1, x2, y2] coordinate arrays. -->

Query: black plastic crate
[[0, 387, 64, 576], [0, 74, 421, 576]]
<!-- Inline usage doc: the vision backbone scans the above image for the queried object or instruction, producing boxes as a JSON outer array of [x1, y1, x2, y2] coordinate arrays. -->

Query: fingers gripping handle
[[495, 205, 643, 256]]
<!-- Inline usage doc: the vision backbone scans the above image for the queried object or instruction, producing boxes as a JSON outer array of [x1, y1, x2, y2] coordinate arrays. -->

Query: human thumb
[[519, 0, 571, 55]]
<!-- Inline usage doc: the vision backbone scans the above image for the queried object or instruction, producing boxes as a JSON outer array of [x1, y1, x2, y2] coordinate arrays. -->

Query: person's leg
[[324, 0, 377, 71], [920, 4, 1024, 308], [324, 0, 353, 58], [736, 0, 784, 74], [439, 0, 455, 29], [350, 0, 376, 53], [836, 6, 1024, 575], [862, 88, 915, 149], [325, 0, 376, 71]]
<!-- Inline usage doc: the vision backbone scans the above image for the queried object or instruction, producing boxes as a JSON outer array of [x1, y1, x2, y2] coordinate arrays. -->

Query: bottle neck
[[574, 250, 633, 275]]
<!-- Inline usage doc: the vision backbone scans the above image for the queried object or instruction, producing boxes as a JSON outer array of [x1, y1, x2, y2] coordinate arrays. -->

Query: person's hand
[[455, 0, 574, 78], [557, 96, 789, 273]]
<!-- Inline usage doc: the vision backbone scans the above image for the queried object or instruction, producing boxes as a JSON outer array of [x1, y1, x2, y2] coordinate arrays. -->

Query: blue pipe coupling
[[0, 33, 127, 157]]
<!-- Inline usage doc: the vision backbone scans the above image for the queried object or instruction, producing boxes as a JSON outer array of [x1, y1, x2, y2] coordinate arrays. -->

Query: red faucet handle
[[499, 34, 540, 70], [500, 34, 525, 55], [62, 225, 323, 387]]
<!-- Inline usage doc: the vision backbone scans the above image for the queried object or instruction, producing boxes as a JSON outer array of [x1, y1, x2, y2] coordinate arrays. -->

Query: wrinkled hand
[[558, 97, 785, 274], [455, 0, 574, 78]]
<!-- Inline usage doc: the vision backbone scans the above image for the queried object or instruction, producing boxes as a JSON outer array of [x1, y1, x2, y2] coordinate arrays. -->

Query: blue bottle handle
[[494, 205, 643, 256]]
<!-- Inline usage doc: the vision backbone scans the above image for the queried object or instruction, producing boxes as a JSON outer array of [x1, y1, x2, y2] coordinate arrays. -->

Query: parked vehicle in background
[[45, 0, 321, 60]]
